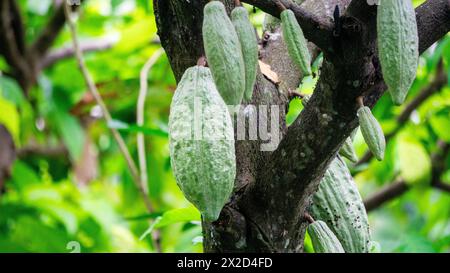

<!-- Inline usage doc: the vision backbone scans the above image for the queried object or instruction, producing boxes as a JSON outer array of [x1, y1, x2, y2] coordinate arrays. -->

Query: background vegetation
[[0, 0, 449, 253]]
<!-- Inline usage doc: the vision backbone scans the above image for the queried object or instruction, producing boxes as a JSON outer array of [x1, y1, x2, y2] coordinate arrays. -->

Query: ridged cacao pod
[[311, 156, 371, 253], [203, 1, 245, 106], [377, 0, 419, 105], [308, 220, 345, 253], [231, 6, 259, 102], [169, 66, 236, 222]]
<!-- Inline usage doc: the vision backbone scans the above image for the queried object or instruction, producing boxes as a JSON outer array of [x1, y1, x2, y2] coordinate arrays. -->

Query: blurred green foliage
[[0, 0, 449, 253]]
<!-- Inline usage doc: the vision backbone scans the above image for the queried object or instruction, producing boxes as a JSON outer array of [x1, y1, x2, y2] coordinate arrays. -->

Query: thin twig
[[364, 179, 409, 212], [356, 96, 364, 108], [304, 212, 315, 224], [137, 48, 164, 195], [63, 4, 153, 213], [288, 89, 304, 100], [364, 141, 450, 212], [241, 0, 334, 49], [275, 0, 286, 11], [41, 39, 116, 68], [32, 0, 75, 58]]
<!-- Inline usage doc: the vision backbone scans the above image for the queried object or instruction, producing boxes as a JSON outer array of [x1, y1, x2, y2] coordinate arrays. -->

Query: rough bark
[[154, 0, 450, 252], [0, 0, 82, 94], [0, 125, 15, 195]]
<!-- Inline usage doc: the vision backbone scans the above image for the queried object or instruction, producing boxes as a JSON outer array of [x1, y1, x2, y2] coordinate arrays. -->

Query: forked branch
[[242, 0, 334, 49]]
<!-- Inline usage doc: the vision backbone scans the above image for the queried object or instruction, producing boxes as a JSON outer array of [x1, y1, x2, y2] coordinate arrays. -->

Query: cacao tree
[[0, 0, 449, 253], [154, 0, 450, 252]]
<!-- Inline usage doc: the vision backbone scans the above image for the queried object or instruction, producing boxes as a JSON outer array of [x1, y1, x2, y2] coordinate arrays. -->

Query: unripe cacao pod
[[358, 106, 385, 161], [311, 156, 371, 253], [169, 66, 236, 222], [377, 0, 418, 105], [339, 137, 358, 163], [231, 6, 259, 102], [308, 220, 345, 253], [203, 1, 245, 106], [280, 9, 312, 76]]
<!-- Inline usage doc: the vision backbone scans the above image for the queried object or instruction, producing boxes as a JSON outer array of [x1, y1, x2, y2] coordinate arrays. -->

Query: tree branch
[[41, 39, 116, 68], [31, 1, 83, 59], [364, 141, 450, 212], [242, 0, 333, 49], [0, 125, 15, 195], [238, 0, 450, 251], [416, 0, 450, 54], [346, 0, 377, 23], [0, 0, 34, 92], [364, 179, 409, 212], [7, 0, 26, 55], [346, 0, 450, 55], [17, 144, 68, 158]]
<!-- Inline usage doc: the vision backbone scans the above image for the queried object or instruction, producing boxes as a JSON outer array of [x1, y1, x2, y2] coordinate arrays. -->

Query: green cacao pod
[[280, 9, 312, 76], [231, 6, 259, 102], [203, 1, 245, 106], [339, 137, 358, 163], [169, 66, 236, 222], [377, 0, 418, 105], [311, 156, 371, 253], [358, 106, 385, 161], [308, 220, 345, 253]]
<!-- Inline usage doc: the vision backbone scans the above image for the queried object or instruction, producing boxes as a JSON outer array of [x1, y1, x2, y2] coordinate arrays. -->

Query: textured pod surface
[[169, 66, 236, 222], [339, 137, 358, 163], [203, 1, 245, 106], [311, 156, 371, 253], [280, 9, 311, 76], [308, 220, 345, 253], [377, 0, 419, 105], [231, 6, 259, 102], [358, 106, 385, 161]]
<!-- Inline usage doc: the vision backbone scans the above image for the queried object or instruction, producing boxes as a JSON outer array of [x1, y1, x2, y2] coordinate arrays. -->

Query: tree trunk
[[153, 0, 450, 252]]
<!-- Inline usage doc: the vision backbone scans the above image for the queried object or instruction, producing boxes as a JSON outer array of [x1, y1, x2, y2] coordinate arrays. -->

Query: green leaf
[[429, 109, 450, 141], [0, 95, 20, 144], [397, 135, 431, 186], [155, 206, 201, 228], [108, 119, 168, 137], [115, 18, 157, 53], [0, 75, 24, 105], [51, 109, 85, 161], [125, 212, 163, 221], [9, 161, 41, 191], [139, 206, 201, 240]]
